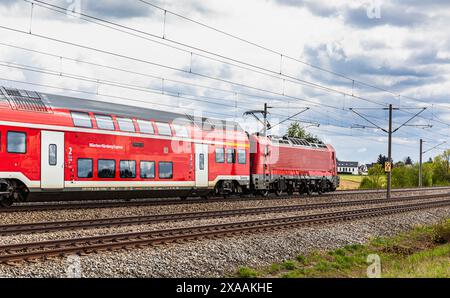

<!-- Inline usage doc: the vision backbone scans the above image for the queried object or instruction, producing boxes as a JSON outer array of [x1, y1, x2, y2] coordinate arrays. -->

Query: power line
[[0, 77, 236, 120], [0, 59, 323, 124], [0, 41, 316, 110], [1, 2, 447, 144], [0, 24, 349, 112], [27, 0, 450, 129], [137, 0, 450, 111], [0, 26, 442, 145], [1, 76, 440, 156], [27, 0, 390, 108]]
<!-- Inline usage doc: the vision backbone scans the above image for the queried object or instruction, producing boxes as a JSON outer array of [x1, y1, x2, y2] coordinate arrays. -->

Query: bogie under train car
[[0, 87, 339, 207]]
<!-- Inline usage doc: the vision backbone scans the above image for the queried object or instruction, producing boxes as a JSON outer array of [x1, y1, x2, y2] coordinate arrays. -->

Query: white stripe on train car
[[0, 172, 41, 188], [0, 172, 249, 190], [0, 120, 249, 148]]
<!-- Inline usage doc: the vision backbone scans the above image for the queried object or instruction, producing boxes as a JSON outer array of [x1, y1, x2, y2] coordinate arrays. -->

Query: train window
[[226, 148, 236, 164], [238, 149, 246, 164], [117, 118, 135, 132], [140, 161, 155, 179], [7, 132, 26, 153], [49, 144, 57, 166], [215, 148, 225, 163], [78, 159, 93, 178], [173, 124, 189, 138], [95, 115, 115, 130], [120, 160, 136, 178], [199, 153, 205, 170], [98, 159, 116, 178], [155, 122, 172, 136], [71, 112, 92, 128], [137, 120, 154, 134], [159, 162, 173, 179]]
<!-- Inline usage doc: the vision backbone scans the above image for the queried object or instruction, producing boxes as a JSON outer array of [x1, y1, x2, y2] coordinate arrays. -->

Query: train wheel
[[180, 196, 187, 201], [0, 196, 13, 207], [275, 189, 283, 197], [259, 190, 269, 197], [306, 186, 312, 196]]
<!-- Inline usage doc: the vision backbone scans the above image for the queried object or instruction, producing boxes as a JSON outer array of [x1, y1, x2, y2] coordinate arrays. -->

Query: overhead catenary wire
[[26, 0, 390, 108], [137, 0, 450, 111], [25, 0, 450, 129], [0, 1, 446, 154], [0, 41, 372, 131], [0, 24, 349, 112], [4, 56, 443, 146], [1, 75, 442, 154]]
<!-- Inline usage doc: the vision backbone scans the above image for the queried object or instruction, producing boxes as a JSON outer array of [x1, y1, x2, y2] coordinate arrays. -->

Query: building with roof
[[337, 160, 359, 175]]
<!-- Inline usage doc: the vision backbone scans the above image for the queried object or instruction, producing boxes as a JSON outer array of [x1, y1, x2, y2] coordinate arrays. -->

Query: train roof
[[267, 135, 328, 149], [0, 86, 244, 132]]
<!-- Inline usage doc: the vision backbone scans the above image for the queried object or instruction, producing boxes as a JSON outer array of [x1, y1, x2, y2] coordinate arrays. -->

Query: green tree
[[392, 165, 417, 188], [404, 156, 413, 165], [377, 154, 388, 165], [432, 150, 450, 185], [287, 122, 321, 143], [360, 164, 385, 189]]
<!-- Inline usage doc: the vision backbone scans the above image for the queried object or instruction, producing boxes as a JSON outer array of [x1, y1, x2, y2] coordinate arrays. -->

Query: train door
[[41, 131, 65, 189], [194, 143, 209, 188]]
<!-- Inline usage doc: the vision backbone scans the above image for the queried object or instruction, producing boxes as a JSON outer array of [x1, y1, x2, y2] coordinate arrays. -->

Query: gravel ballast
[[0, 206, 448, 278]]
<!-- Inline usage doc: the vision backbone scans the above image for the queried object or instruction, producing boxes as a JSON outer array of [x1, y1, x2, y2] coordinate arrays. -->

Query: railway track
[[2, 186, 450, 213], [0, 192, 449, 236], [0, 197, 449, 264]]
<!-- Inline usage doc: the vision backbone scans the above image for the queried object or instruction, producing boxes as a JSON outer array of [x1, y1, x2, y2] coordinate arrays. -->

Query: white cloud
[[0, 0, 448, 163]]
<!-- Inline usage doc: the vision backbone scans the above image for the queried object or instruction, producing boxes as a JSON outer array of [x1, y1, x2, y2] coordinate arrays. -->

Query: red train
[[0, 86, 339, 207]]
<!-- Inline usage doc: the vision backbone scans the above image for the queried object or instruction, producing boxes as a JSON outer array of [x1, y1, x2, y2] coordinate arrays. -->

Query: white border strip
[[0, 120, 249, 147]]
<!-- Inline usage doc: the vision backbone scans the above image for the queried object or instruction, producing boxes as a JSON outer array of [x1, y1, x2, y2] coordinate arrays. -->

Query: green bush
[[360, 164, 384, 189], [281, 260, 296, 270], [391, 166, 418, 188], [237, 267, 258, 278], [268, 263, 282, 273], [432, 220, 450, 244], [296, 255, 306, 264]]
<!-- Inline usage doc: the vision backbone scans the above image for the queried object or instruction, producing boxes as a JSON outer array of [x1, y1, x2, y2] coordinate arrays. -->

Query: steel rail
[[2, 186, 450, 213], [0, 192, 448, 236], [0, 198, 449, 263]]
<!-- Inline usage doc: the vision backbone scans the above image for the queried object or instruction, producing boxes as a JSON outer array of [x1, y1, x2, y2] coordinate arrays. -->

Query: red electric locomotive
[[0, 86, 339, 207], [249, 134, 339, 196]]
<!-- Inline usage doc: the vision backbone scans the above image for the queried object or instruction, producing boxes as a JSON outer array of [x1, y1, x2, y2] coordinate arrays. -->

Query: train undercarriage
[[0, 175, 339, 207], [251, 175, 339, 197], [0, 179, 29, 207]]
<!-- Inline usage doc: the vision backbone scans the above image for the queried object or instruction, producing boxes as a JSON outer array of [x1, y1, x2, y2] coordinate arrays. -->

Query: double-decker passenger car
[[0, 87, 250, 206]]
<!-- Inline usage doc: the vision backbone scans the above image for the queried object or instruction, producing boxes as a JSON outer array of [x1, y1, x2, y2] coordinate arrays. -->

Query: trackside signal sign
[[384, 162, 392, 173]]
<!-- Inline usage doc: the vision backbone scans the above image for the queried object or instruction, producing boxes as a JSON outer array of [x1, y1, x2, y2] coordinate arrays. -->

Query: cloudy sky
[[0, 0, 449, 164]]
